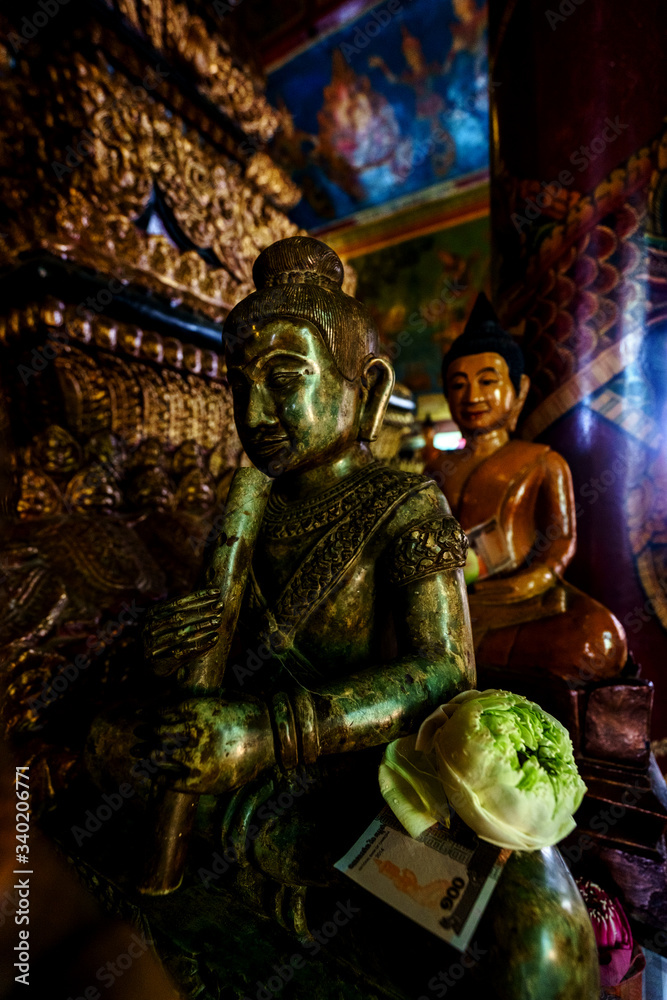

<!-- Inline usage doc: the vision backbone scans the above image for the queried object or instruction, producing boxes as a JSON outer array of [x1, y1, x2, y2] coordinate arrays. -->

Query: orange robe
[[429, 440, 626, 683]]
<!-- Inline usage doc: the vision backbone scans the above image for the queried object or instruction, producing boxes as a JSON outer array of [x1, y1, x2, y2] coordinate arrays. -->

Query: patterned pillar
[[490, 0, 667, 753]]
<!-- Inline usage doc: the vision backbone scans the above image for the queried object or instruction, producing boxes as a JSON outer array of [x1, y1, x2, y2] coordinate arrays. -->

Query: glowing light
[[433, 430, 464, 450]]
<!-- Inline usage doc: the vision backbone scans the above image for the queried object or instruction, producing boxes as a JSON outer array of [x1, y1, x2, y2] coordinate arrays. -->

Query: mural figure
[[317, 51, 414, 198], [352, 215, 490, 398], [266, 0, 489, 228], [445, 0, 488, 72]]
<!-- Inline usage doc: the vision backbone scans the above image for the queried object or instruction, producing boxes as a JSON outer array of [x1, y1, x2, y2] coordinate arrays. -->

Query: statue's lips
[[246, 435, 291, 458], [461, 406, 490, 418]]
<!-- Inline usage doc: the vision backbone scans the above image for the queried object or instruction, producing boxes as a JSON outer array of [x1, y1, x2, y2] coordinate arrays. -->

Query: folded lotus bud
[[380, 688, 587, 849]]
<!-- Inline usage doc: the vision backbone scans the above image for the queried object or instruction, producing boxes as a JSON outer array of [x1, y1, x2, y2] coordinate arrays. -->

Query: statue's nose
[[244, 383, 276, 428], [467, 381, 485, 403]]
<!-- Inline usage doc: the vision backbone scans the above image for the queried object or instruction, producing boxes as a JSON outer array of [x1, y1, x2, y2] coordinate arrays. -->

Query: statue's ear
[[508, 373, 530, 432], [359, 355, 395, 442]]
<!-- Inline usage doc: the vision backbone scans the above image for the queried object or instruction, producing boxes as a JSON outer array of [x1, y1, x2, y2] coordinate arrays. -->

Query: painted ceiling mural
[[266, 0, 489, 229]]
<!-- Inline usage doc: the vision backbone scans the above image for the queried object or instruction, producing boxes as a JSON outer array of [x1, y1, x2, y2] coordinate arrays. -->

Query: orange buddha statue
[[424, 293, 627, 685]]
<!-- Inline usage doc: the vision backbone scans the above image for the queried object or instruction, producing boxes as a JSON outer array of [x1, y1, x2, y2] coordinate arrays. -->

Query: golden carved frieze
[[5, 303, 237, 461], [100, 0, 278, 141], [0, 30, 301, 320], [0, 307, 242, 797], [0, 1, 300, 816]]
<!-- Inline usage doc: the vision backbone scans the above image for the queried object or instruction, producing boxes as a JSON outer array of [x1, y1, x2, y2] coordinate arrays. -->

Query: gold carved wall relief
[[0, 1, 302, 807]]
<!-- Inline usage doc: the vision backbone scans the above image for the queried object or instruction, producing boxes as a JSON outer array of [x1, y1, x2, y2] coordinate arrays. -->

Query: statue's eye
[[268, 371, 301, 388]]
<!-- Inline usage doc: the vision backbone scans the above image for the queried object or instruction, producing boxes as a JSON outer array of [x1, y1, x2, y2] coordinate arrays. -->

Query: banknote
[[335, 807, 511, 952]]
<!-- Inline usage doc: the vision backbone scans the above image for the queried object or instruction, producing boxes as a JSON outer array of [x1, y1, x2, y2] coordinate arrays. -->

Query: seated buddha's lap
[[476, 587, 627, 682]]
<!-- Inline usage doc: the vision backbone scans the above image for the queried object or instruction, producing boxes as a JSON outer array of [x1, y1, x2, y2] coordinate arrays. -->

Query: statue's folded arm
[[268, 501, 476, 769], [301, 567, 476, 759]]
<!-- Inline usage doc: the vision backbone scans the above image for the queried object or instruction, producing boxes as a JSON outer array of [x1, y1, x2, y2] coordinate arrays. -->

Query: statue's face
[[66, 465, 122, 512], [446, 351, 517, 434], [226, 319, 362, 477], [35, 425, 80, 475]]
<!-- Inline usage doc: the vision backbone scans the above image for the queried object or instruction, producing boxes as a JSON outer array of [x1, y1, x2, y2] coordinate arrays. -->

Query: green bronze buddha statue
[[83, 239, 598, 1000], [115, 234, 474, 879]]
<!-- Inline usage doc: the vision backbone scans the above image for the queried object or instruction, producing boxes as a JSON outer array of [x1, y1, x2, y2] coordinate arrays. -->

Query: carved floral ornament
[[108, 0, 278, 140], [495, 134, 658, 440], [0, 25, 302, 320], [15, 424, 234, 521]]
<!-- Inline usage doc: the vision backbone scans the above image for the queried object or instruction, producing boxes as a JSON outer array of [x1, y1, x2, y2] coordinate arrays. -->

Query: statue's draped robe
[[442, 441, 626, 680], [206, 463, 468, 906]]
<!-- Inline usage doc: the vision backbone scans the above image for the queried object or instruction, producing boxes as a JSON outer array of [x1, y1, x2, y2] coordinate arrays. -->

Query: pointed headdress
[[441, 292, 524, 394]]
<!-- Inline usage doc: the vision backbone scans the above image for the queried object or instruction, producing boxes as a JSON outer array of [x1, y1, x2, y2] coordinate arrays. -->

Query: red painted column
[[489, 0, 667, 751]]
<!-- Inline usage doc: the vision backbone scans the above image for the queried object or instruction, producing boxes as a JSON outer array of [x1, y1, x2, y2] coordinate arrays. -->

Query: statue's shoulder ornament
[[388, 513, 468, 587], [382, 477, 468, 587]]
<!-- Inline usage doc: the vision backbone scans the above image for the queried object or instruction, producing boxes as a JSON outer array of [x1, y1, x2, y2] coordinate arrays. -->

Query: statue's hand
[[472, 564, 556, 603], [143, 588, 224, 675], [85, 705, 156, 799], [135, 695, 274, 796]]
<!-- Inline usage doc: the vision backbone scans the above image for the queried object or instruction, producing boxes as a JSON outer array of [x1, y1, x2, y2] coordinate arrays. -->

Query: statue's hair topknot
[[253, 236, 344, 292], [223, 237, 377, 381]]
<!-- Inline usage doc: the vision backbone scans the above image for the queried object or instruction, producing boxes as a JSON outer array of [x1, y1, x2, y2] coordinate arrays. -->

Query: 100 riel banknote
[[335, 806, 511, 952]]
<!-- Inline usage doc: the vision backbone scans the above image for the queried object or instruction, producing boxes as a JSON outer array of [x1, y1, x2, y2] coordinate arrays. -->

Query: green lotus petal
[[463, 548, 480, 585], [379, 735, 449, 838], [438, 754, 577, 850]]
